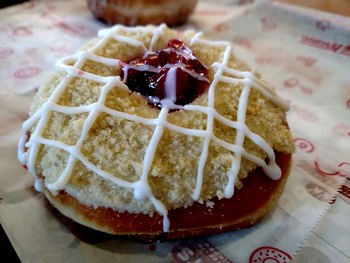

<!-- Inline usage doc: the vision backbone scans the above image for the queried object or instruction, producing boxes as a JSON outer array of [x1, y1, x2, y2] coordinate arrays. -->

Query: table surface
[[1, 0, 349, 262]]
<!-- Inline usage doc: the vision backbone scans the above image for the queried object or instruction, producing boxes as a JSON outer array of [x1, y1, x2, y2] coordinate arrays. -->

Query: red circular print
[[0, 47, 13, 59], [293, 138, 314, 153], [13, 26, 33, 37], [14, 67, 42, 79], [249, 246, 292, 263], [294, 107, 318, 122], [284, 77, 298, 88], [346, 99, 350, 109], [315, 19, 330, 31], [314, 160, 339, 176]]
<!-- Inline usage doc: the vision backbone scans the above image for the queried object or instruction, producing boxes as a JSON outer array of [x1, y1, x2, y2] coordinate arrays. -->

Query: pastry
[[18, 24, 295, 240], [87, 0, 198, 26]]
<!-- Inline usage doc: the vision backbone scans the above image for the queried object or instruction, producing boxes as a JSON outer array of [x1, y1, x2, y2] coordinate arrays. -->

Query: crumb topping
[[21, 25, 294, 219]]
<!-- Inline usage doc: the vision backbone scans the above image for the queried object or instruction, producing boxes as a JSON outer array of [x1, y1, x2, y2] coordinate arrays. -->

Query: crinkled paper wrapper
[[0, 0, 350, 262]]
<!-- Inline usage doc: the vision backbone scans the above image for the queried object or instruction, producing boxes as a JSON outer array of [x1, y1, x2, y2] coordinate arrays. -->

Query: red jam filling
[[121, 39, 209, 109]]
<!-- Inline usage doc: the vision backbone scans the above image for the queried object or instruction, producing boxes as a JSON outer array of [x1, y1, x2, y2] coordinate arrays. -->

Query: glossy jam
[[121, 39, 209, 108]]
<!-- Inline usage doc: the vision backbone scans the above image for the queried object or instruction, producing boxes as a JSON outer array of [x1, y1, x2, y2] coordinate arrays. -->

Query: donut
[[18, 24, 295, 240], [86, 0, 198, 26]]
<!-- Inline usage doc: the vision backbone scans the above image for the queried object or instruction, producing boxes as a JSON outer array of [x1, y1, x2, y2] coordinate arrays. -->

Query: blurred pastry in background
[[86, 0, 198, 26]]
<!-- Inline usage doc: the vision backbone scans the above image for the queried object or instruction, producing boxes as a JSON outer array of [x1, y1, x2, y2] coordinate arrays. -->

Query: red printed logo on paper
[[284, 77, 298, 88], [314, 160, 338, 176], [261, 17, 277, 32], [346, 99, 350, 109], [338, 162, 350, 178], [214, 23, 228, 33], [50, 45, 74, 56], [14, 67, 42, 79], [340, 45, 350, 56], [300, 35, 350, 57], [55, 22, 83, 34], [171, 240, 233, 263], [293, 106, 318, 122], [249, 246, 292, 263], [344, 83, 350, 108], [0, 47, 13, 59], [306, 182, 332, 202], [332, 123, 350, 137], [283, 77, 313, 94], [296, 159, 340, 189], [13, 26, 33, 37], [255, 57, 271, 65], [296, 56, 317, 67], [54, 22, 93, 37], [293, 138, 315, 153], [299, 85, 313, 94], [314, 160, 350, 178], [233, 36, 252, 49], [339, 184, 350, 200], [315, 19, 331, 31]]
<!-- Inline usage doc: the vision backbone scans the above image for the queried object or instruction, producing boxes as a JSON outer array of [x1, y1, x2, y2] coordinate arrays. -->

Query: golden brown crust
[[43, 152, 292, 240], [86, 0, 198, 26], [29, 26, 295, 215]]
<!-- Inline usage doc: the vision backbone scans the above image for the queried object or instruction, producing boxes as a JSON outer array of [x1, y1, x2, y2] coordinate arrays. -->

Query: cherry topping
[[121, 39, 209, 109]]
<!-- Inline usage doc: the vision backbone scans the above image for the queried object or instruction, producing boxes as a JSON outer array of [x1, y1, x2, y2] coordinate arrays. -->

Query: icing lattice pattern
[[18, 24, 288, 232]]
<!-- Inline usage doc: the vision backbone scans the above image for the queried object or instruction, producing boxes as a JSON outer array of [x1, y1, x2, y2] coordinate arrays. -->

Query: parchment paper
[[0, 0, 349, 262]]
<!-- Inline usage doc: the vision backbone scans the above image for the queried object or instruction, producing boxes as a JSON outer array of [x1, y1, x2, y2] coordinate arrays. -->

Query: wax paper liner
[[0, 0, 349, 262], [295, 191, 350, 263]]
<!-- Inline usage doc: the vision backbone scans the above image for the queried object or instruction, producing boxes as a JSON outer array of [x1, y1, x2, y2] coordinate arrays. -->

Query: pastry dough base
[[43, 152, 292, 241]]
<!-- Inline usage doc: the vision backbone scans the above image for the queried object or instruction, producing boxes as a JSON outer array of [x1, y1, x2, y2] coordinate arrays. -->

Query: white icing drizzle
[[18, 24, 289, 232], [149, 24, 166, 51]]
